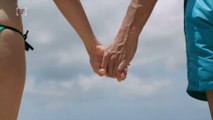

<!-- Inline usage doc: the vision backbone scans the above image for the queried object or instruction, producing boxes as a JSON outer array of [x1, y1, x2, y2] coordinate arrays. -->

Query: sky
[[17, 0, 211, 120]]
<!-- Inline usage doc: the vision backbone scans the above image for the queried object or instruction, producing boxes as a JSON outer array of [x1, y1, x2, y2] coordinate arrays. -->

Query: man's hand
[[100, 35, 138, 81], [98, 0, 157, 81], [89, 44, 128, 81]]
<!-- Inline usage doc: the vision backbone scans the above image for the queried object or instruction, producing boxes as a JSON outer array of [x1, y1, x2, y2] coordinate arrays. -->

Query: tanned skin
[[100, 0, 157, 81], [0, 0, 26, 120]]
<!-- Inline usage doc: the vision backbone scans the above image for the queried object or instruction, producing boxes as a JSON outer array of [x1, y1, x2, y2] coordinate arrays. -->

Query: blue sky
[[18, 0, 211, 120]]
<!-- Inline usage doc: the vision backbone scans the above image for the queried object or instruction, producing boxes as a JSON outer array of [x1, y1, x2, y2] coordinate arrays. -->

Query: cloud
[[24, 73, 171, 100]]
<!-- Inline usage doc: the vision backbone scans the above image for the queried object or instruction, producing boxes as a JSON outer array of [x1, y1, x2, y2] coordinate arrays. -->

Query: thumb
[[95, 45, 104, 56], [95, 45, 106, 76]]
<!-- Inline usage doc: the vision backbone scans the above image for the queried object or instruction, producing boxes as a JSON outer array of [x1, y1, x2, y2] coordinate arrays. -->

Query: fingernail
[[98, 69, 106, 76]]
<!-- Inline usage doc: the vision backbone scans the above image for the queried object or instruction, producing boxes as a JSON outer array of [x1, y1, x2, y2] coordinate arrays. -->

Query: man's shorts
[[184, 0, 213, 101]]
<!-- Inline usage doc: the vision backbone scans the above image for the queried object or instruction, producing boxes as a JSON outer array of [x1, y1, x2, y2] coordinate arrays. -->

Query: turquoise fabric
[[184, 0, 213, 101]]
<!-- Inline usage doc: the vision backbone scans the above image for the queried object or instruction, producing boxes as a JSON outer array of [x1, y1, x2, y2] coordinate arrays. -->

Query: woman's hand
[[89, 44, 105, 76]]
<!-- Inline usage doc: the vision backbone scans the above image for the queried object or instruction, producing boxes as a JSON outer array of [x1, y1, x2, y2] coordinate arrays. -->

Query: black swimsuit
[[0, 24, 33, 51]]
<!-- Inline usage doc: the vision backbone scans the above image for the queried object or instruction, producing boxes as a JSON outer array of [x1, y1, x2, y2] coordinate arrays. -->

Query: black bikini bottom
[[0, 24, 33, 51]]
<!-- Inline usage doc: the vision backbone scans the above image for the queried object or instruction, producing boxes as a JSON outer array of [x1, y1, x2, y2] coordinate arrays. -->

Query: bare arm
[[54, 0, 100, 56], [118, 0, 157, 41], [101, 0, 157, 80], [54, 0, 104, 75]]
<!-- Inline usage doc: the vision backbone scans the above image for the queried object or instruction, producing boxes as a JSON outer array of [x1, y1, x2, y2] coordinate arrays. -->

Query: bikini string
[[0, 24, 34, 51]]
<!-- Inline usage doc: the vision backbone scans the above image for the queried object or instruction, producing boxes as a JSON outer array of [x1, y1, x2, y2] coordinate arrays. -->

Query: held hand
[[89, 45, 106, 76], [100, 36, 138, 81], [89, 44, 127, 81]]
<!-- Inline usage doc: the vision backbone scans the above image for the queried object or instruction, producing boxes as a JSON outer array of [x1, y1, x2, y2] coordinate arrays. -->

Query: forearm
[[116, 0, 157, 43], [54, 0, 100, 55]]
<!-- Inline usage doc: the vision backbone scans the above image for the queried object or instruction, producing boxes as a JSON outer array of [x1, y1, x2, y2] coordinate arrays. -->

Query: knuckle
[[105, 52, 110, 57], [110, 55, 116, 60], [116, 51, 122, 55], [117, 68, 123, 72]]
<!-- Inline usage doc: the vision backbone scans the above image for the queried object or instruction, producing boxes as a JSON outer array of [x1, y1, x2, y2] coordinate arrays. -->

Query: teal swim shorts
[[184, 0, 213, 101]]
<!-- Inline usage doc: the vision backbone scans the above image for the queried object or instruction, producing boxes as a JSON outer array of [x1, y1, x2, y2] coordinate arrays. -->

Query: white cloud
[[24, 77, 71, 97], [119, 74, 171, 97], [35, 31, 53, 45], [57, 45, 88, 65], [25, 73, 171, 99]]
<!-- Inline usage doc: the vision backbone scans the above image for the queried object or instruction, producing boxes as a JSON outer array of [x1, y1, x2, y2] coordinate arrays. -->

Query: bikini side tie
[[0, 24, 34, 51]]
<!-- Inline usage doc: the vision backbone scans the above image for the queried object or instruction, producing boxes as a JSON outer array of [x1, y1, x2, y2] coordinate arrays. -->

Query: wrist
[[114, 26, 139, 44], [85, 38, 101, 58]]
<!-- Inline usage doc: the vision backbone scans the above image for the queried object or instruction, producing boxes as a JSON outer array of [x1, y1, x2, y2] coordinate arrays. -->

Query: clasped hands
[[89, 31, 138, 82]]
